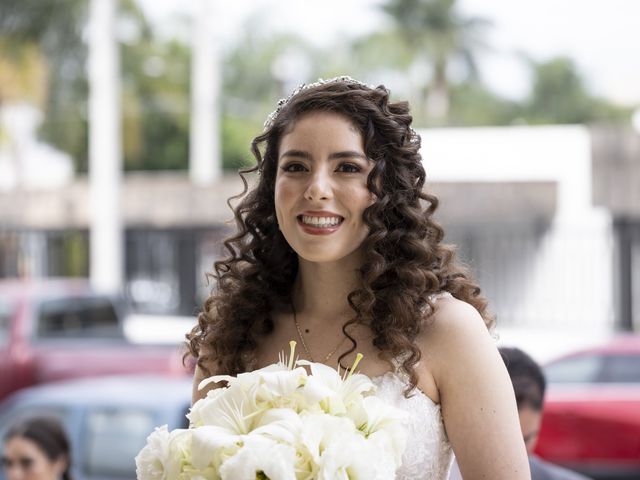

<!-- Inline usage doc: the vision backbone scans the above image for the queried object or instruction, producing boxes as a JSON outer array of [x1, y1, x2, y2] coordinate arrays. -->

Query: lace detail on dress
[[371, 372, 452, 479], [372, 291, 453, 479]]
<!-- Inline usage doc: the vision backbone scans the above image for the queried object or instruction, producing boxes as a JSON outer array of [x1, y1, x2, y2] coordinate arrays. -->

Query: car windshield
[[544, 355, 603, 383], [601, 355, 640, 383], [36, 296, 123, 339], [84, 408, 156, 477], [545, 353, 640, 383]]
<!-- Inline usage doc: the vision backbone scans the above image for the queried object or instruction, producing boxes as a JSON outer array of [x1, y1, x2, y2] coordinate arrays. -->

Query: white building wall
[[418, 125, 615, 331]]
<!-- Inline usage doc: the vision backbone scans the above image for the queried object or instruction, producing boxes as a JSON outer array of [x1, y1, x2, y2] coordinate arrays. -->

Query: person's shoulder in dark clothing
[[529, 455, 593, 480]]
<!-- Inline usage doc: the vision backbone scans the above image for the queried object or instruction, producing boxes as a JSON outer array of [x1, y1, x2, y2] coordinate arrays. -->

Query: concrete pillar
[[88, 0, 123, 294], [189, 0, 221, 185]]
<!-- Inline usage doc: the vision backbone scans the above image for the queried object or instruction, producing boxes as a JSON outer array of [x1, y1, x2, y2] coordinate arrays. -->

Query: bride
[[187, 77, 530, 479]]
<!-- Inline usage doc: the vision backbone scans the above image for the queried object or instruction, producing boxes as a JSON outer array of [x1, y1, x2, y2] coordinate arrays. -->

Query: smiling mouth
[[297, 215, 344, 228]]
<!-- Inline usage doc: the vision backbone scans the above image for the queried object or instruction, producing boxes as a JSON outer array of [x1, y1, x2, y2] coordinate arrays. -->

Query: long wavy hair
[[186, 80, 493, 394]]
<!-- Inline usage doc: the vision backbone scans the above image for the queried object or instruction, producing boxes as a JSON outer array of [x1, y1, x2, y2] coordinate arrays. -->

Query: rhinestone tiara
[[263, 75, 378, 130]]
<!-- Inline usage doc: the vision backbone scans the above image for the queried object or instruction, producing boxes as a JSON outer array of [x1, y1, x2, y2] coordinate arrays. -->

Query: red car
[[535, 336, 640, 480], [0, 277, 190, 402]]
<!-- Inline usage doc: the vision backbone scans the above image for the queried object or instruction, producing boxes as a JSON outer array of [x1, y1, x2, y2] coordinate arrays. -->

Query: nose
[[304, 168, 332, 202]]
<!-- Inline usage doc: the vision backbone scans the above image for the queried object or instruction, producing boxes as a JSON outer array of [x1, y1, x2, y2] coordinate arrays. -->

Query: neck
[[292, 253, 363, 326]]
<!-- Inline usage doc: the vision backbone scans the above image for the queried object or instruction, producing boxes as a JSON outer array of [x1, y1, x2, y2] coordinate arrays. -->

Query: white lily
[[297, 355, 375, 415], [218, 436, 297, 480], [317, 433, 396, 480], [190, 425, 243, 471], [298, 414, 357, 466], [188, 387, 226, 427], [137, 342, 408, 480], [197, 342, 301, 394], [190, 381, 263, 431], [349, 395, 408, 464], [251, 408, 303, 445]]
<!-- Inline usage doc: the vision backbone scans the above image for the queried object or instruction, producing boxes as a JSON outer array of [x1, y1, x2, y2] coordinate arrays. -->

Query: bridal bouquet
[[135, 342, 407, 480]]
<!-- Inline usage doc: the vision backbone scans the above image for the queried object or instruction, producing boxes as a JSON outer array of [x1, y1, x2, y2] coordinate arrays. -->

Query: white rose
[[135, 425, 192, 480]]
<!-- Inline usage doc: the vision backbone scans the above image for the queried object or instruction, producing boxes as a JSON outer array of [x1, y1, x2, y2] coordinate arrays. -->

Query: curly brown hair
[[186, 79, 493, 394]]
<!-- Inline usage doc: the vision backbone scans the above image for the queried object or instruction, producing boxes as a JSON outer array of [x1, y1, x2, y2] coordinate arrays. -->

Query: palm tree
[[381, 0, 490, 123]]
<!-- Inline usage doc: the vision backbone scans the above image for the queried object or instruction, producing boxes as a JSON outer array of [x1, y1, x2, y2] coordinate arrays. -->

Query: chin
[[297, 246, 365, 265], [297, 251, 343, 263]]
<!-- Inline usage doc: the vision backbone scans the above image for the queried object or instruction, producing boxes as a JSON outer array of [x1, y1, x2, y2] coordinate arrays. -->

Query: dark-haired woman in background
[[188, 77, 530, 479], [2, 416, 72, 480]]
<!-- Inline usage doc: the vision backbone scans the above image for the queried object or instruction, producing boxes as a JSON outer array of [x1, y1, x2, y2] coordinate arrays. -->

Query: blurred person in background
[[500, 347, 592, 480], [449, 347, 592, 480], [2, 417, 72, 480]]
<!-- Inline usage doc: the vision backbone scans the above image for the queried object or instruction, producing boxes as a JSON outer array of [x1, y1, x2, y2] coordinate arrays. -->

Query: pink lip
[[297, 211, 344, 236]]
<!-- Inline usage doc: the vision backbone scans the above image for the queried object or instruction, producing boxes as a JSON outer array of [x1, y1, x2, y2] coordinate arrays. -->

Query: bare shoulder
[[418, 295, 531, 479], [419, 295, 493, 366], [418, 294, 501, 394]]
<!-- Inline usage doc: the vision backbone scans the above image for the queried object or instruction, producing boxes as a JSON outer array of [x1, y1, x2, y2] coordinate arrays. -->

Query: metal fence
[[446, 219, 616, 330]]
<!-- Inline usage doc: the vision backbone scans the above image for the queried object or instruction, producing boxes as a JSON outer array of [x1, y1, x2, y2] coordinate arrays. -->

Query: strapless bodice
[[371, 370, 452, 479]]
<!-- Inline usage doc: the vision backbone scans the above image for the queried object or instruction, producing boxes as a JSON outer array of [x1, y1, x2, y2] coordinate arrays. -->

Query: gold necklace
[[291, 301, 348, 363]]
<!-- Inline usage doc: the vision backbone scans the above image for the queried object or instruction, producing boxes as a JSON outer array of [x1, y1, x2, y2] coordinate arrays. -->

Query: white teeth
[[301, 215, 342, 227]]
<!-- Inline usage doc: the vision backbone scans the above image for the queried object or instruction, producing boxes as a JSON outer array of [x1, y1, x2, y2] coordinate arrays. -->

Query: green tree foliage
[[0, 0, 89, 170], [448, 82, 520, 126], [122, 34, 191, 171], [522, 56, 631, 125], [221, 28, 321, 169], [0, 0, 193, 173], [380, 0, 491, 123], [1, 0, 633, 175]]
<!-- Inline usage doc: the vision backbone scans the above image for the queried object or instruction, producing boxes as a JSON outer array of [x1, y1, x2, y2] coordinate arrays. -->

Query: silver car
[[0, 375, 192, 480]]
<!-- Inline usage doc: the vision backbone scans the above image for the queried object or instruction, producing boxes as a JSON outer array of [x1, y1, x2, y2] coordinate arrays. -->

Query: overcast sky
[[138, 0, 640, 105]]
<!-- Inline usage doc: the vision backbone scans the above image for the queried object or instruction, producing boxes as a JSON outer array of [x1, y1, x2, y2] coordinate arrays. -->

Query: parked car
[[0, 375, 192, 480], [535, 335, 640, 480], [0, 278, 192, 401]]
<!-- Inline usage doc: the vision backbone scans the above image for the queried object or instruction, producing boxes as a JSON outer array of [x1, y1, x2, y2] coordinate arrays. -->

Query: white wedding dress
[[371, 293, 453, 479]]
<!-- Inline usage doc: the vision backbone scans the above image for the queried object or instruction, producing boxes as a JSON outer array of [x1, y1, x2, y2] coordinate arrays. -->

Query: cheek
[[348, 186, 376, 214], [21, 458, 52, 479], [274, 179, 296, 220], [519, 408, 542, 454]]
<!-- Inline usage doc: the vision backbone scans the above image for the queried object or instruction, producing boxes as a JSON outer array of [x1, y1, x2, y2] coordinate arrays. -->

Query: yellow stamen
[[348, 353, 364, 378], [288, 341, 297, 370]]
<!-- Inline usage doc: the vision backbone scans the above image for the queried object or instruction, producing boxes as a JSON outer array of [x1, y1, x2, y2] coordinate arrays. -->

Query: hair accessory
[[263, 75, 378, 130]]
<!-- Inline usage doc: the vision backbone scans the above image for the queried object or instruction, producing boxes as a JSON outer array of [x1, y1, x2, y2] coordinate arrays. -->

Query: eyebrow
[[279, 149, 368, 161]]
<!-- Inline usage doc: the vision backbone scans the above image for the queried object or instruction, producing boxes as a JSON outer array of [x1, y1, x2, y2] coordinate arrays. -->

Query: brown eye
[[281, 163, 307, 173], [336, 163, 361, 173]]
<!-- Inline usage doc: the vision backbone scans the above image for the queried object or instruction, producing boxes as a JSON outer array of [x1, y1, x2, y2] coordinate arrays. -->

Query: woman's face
[[274, 111, 375, 264], [518, 405, 542, 454], [2, 437, 66, 480]]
